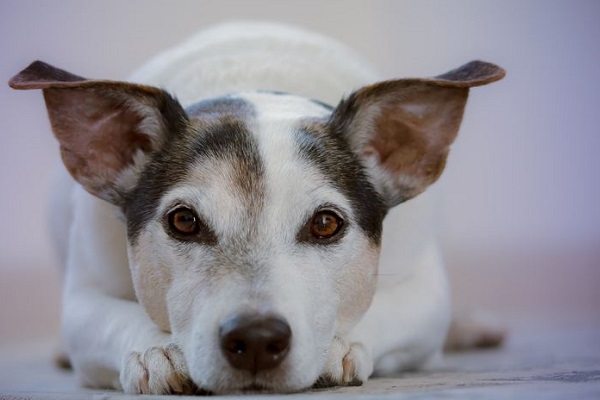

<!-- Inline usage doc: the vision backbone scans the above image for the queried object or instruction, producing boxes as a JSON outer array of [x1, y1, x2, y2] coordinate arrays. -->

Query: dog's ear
[[9, 61, 188, 205], [332, 61, 505, 208]]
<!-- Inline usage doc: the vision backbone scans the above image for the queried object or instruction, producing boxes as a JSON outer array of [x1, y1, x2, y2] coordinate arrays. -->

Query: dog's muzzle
[[219, 313, 292, 373]]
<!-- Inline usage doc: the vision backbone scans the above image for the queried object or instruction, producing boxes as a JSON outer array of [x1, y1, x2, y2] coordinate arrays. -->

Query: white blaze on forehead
[[237, 92, 351, 242], [240, 92, 332, 119]]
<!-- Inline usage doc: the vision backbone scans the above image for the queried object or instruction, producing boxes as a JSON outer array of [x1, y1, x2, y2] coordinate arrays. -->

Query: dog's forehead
[[239, 91, 333, 119], [169, 93, 345, 241], [125, 92, 385, 244]]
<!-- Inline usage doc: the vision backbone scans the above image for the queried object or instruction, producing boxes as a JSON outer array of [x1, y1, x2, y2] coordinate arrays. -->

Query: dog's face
[[126, 92, 385, 391], [10, 60, 504, 393]]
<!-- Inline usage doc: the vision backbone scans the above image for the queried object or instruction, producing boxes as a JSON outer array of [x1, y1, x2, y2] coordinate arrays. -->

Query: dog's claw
[[315, 337, 372, 388], [120, 343, 197, 395], [341, 353, 362, 386]]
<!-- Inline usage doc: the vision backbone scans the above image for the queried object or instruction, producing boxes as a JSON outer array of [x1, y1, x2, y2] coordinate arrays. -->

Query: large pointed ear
[[331, 60, 505, 208], [9, 61, 188, 205]]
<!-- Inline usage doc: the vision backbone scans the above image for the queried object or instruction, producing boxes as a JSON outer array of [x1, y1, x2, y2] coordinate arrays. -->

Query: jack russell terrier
[[9, 22, 505, 394]]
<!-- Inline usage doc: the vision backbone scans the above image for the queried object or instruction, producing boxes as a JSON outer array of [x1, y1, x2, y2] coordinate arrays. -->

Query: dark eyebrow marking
[[186, 96, 255, 118], [125, 96, 264, 244], [293, 119, 386, 244]]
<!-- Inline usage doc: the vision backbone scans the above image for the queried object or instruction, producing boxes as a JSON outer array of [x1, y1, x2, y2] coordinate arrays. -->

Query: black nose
[[219, 313, 292, 373]]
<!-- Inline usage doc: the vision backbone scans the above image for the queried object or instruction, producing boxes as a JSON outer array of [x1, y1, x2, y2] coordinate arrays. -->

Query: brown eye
[[167, 206, 200, 236], [310, 210, 344, 239]]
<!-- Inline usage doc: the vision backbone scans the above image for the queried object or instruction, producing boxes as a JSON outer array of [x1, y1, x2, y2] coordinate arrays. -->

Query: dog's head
[[10, 60, 504, 393]]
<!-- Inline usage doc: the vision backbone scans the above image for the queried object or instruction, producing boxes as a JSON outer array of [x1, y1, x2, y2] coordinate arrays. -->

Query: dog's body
[[11, 22, 504, 394]]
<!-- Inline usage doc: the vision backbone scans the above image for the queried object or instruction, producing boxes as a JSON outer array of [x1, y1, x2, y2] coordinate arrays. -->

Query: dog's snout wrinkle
[[219, 313, 291, 373]]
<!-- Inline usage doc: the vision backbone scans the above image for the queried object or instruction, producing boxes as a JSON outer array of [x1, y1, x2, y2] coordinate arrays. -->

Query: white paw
[[315, 336, 373, 387], [120, 343, 196, 394]]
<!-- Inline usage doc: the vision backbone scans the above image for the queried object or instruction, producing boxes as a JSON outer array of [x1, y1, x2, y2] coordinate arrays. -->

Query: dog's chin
[[198, 370, 316, 395]]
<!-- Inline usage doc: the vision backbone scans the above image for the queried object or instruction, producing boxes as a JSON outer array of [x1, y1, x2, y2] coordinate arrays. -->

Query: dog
[[9, 22, 505, 394]]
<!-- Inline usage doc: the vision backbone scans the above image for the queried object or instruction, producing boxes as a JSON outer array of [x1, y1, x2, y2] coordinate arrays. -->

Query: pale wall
[[1, 0, 599, 343]]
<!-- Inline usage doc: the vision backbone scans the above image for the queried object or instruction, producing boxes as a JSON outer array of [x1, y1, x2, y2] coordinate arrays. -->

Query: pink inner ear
[[45, 88, 152, 199], [370, 107, 428, 172], [362, 87, 468, 201]]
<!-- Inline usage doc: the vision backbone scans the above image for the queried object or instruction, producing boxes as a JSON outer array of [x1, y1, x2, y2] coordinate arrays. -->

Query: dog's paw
[[120, 343, 197, 394], [314, 337, 373, 388]]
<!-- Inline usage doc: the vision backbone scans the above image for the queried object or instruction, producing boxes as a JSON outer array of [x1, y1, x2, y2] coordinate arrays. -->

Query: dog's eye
[[309, 210, 344, 240], [167, 206, 200, 235], [165, 206, 218, 245]]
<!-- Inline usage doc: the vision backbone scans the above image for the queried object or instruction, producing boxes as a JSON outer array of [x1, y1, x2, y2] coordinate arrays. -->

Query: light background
[[1, 0, 599, 345]]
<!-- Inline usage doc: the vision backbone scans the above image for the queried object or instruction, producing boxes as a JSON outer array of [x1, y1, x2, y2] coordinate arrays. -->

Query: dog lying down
[[9, 22, 505, 394]]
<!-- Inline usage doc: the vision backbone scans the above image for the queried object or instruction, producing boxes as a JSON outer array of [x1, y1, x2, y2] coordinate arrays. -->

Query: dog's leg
[[316, 244, 450, 385], [62, 288, 196, 394], [60, 190, 196, 394], [317, 246, 506, 384], [345, 243, 451, 377]]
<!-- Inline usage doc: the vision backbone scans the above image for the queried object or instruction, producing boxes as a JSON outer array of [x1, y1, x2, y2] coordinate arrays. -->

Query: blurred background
[[1, 0, 599, 348]]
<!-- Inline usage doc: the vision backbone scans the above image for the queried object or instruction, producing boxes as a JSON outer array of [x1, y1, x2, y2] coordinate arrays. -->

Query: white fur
[[128, 22, 379, 107], [55, 22, 451, 393]]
